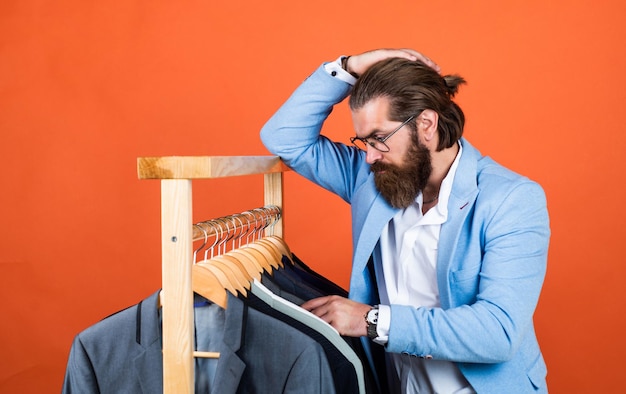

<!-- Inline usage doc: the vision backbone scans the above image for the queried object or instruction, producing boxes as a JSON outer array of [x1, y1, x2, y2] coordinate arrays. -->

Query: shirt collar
[[419, 141, 463, 220]]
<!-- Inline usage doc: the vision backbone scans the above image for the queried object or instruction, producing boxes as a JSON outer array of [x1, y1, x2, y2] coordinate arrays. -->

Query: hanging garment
[[62, 290, 335, 394], [265, 253, 347, 303], [245, 279, 364, 394], [287, 254, 349, 298], [267, 253, 382, 394]]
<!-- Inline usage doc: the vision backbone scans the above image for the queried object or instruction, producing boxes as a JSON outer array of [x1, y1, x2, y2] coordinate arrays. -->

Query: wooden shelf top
[[137, 156, 288, 180]]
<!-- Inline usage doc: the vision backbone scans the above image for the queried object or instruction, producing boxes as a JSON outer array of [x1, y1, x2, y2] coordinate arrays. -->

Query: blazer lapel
[[436, 139, 480, 309], [210, 292, 246, 394], [133, 343, 164, 394], [351, 177, 398, 303], [132, 291, 165, 394]]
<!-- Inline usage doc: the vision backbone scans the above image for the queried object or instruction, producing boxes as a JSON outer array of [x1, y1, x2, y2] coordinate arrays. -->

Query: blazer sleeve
[[385, 177, 550, 364], [282, 339, 337, 394], [62, 335, 99, 394], [260, 64, 368, 203]]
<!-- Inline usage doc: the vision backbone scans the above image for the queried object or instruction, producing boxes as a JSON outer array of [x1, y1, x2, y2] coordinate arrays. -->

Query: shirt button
[[331, 71, 337, 77], [425, 355, 433, 360]]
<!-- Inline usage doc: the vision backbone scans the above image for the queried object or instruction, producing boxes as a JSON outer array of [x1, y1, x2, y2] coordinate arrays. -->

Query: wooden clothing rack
[[137, 155, 289, 393]]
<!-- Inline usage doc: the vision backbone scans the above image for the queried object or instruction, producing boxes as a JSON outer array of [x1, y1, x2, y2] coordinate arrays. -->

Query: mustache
[[370, 161, 397, 173]]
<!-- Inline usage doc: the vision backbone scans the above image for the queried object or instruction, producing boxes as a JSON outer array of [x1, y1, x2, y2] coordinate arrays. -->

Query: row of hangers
[[191, 206, 293, 310], [188, 206, 293, 359]]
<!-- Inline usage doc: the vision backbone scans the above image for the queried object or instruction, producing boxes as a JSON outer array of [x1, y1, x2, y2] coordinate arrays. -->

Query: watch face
[[366, 308, 379, 339], [367, 309, 378, 324]]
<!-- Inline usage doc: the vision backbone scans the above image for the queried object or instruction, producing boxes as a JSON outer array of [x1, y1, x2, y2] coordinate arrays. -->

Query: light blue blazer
[[261, 64, 550, 393]]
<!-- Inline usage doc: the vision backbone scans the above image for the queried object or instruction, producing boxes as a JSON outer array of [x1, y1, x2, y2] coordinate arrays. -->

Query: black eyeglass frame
[[349, 113, 418, 152]]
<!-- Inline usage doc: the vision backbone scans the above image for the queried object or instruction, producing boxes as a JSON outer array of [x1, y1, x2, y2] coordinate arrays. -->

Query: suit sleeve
[[282, 340, 337, 394], [260, 64, 368, 203], [62, 335, 99, 394], [385, 179, 550, 364]]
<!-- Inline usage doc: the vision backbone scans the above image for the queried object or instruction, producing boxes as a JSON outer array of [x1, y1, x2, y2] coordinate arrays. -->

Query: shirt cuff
[[373, 304, 390, 345], [323, 56, 358, 85]]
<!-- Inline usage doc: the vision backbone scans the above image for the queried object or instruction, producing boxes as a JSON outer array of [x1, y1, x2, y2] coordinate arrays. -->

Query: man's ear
[[418, 109, 439, 142]]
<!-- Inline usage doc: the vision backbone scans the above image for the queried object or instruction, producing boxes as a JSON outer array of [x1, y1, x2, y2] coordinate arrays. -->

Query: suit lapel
[[133, 342, 164, 394], [210, 292, 246, 394], [436, 139, 480, 309], [132, 291, 165, 393], [351, 177, 398, 303]]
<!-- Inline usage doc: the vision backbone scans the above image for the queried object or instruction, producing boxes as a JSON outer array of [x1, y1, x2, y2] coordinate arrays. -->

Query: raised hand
[[345, 48, 440, 77]]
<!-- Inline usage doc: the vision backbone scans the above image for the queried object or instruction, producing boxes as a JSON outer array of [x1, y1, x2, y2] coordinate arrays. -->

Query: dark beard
[[371, 134, 432, 209]]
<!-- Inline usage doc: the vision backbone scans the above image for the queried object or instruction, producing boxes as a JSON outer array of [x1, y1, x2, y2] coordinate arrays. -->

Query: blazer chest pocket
[[450, 266, 480, 305]]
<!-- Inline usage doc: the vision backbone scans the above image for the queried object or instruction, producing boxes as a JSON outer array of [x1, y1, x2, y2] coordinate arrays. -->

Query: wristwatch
[[365, 305, 379, 339]]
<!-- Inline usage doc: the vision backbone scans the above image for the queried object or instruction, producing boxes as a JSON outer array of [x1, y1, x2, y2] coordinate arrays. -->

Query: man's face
[[351, 97, 432, 209], [371, 134, 432, 209]]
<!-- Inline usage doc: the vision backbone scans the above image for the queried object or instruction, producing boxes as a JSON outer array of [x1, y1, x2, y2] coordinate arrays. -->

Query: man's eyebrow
[[361, 128, 384, 139]]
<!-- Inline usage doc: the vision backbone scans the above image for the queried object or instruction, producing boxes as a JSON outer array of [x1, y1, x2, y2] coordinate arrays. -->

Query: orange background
[[2, 1, 625, 392]]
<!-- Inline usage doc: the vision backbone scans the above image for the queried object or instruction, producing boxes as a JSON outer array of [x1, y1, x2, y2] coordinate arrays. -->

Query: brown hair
[[349, 58, 466, 151]]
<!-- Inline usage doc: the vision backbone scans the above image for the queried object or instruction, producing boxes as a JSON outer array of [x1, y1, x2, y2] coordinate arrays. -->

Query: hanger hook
[[253, 207, 271, 238], [215, 217, 233, 255], [203, 220, 222, 260], [241, 211, 258, 244], [265, 205, 280, 236], [231, 215, 248, 249], [193, 223, 209, 263]]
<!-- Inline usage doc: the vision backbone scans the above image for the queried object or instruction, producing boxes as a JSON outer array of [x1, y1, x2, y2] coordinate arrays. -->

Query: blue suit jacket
[[261, 64, 550, 393]]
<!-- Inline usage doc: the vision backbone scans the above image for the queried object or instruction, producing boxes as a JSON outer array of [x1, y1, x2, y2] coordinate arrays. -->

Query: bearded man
[[260, 48, 550, 394]]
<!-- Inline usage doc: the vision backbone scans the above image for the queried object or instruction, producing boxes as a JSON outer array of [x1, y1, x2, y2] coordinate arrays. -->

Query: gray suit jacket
[[62, 290, 335, 393]]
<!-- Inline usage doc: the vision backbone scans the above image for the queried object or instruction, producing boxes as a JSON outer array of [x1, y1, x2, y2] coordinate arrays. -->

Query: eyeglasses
[[350, 114, 417, 152]]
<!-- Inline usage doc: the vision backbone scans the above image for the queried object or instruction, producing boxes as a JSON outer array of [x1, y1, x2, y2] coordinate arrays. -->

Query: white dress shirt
[[376, 143, 474, 393]]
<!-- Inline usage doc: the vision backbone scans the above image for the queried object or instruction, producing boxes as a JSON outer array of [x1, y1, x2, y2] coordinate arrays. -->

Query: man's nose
[[365, 145, 382, 164]]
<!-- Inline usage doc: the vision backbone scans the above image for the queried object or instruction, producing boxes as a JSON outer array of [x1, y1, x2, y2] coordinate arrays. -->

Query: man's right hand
[[345, 48, 440, 77]]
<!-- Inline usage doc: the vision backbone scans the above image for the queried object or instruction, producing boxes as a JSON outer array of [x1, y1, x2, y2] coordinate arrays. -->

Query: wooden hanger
[[190, 265, 228, 309], [238, 210, 282, 270], [220, 215, 270, 278], [256, 238, 286, 267], [230, 246, 273, 273], [243, 241, 282, 270], [256, 206, 294, 265], [264, 235, 294, 265], [205, 259, 251, 296], [219, 251, 263, 281], [194, 263, 241, 296], [215, 252, 259, 281]]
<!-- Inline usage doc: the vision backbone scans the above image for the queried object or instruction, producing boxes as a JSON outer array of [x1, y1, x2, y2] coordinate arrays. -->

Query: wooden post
[[161, 179, 194, 393]]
